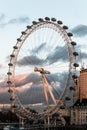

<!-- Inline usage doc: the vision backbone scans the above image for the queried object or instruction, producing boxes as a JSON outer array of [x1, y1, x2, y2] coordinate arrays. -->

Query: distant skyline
[[0, 0, 87, 104]]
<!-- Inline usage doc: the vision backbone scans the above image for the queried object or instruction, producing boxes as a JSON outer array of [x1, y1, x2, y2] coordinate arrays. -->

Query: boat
[[3, 125, 19, 130], [19, 127, 25, 130]]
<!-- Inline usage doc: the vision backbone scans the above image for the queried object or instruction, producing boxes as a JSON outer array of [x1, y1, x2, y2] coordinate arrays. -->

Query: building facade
[[70, 68, 87, 125], [78, 68, 87, 101], [70, 102, 87, 125]]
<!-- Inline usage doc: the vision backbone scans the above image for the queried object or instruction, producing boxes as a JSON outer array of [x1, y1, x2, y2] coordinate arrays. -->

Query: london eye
[[7, 17, 79, 120]]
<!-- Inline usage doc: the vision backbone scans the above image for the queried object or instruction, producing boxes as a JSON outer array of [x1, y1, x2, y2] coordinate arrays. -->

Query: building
[[70, 68, 87, 125], [70, 99, 87, 125], [78, 68, 87, 101]]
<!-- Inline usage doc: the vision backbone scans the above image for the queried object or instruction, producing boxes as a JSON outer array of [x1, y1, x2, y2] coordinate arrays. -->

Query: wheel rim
[[7, 17, 78, 118]]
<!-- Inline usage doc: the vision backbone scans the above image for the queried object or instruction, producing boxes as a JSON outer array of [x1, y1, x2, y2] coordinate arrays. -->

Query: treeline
[[0, 110, 19, 122]]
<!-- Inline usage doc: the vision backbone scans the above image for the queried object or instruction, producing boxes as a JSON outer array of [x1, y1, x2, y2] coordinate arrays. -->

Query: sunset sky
[[0, 0, 87, 104]]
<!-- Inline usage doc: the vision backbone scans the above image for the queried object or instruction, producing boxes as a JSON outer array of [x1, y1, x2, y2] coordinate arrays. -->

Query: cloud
[[81, 53, 87, 61], [13, 71, 68, 97], [15, 71, 71, 104], [0, 92, 10, 103], [0, 75, 10, 103], [0, 70, 72, 104], [75, 45, 87, 62], [8, 17, 30, 24], [17, 86, 45, 104], [15, 71, 69, 96], [0, 14, 5, 21], [78, 51, 87, 60], [17, 55, 44, 66], [17, 43, 47, 66], [15, 73, 41, 87], [0, 16, 30, 28], [17, 45, 68, 67], [31, 43, 46, 54], [46, 46, 68, 64], [71, 25, 87, 37], [0, 64, 2, 68]]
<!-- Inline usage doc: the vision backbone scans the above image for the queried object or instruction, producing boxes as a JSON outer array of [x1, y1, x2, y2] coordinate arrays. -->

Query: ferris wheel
[[7, 17, 79, 119]]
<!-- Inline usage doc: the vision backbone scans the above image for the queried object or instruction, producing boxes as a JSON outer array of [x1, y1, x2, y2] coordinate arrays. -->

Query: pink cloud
[[0, 64, 2, 68], [0, 87, 8, 93], [15, 73, 27, 82]]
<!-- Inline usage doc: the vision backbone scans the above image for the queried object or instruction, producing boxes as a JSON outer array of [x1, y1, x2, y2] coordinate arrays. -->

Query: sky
[[0, 0, 87, 105]]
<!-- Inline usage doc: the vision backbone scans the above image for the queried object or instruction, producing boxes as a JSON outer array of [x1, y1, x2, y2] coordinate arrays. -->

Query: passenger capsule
[[38, 18, 44, 22], [8, 89, 13, 93], [75, 80, 77, 85], [10, 97, 15, 101], [7, 72, 12, 75], [12, 105, 17, 108], [21, 31, 26, 35], [10, 54, 15, 57], [27, 25, 32, 29], [8, 63, 13, 66], [8, 89, 10, 93], [71, 41, 76, 45], [45, 17, 50, 21], [65, 97, 71, 100], [63, 25, 68, 30], [70, 86, 75, 91], [7, 81, 12, 84], [13, 46, 18, 49], [17, 38, 22, 42], [67, 32, 73, 37], [51, 18, 56, 22], [73, 52, 78, 56], [57, 20, 63, 24], [32, 21, 37, 25], [73, 63, 79, 67], [72, 74, 78, 79], [60, 106, 65, 109]]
